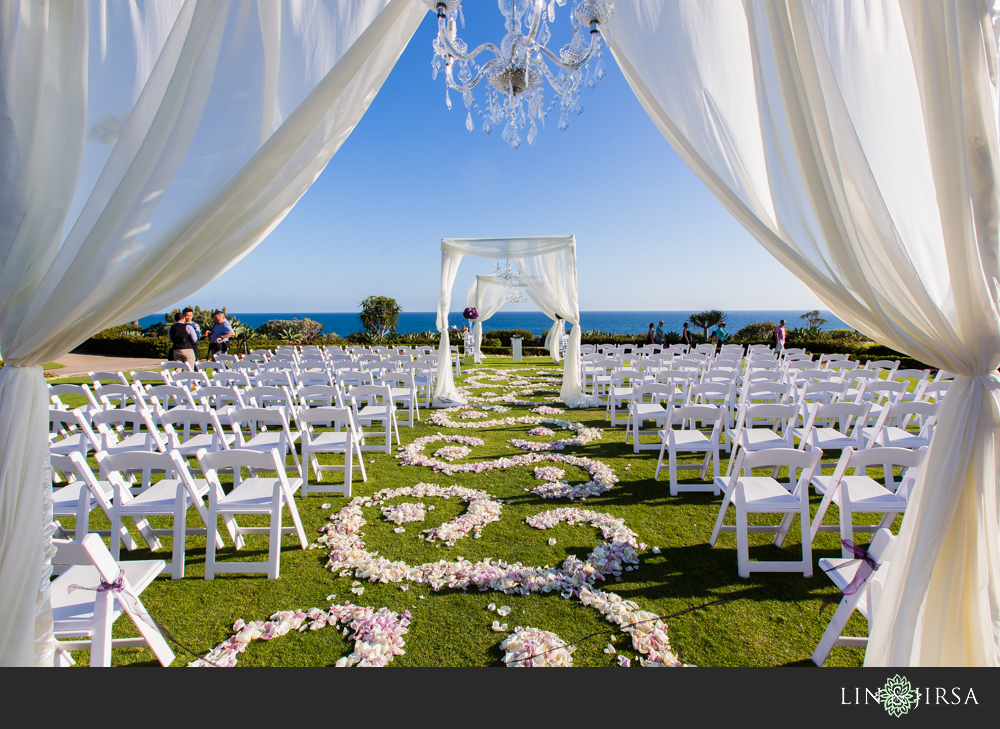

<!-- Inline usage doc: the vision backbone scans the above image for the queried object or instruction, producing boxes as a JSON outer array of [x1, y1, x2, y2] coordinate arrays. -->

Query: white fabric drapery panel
[[434, 236, 587, 407], [0, 0, 427, 666], [606, 0, 1000, 666], [465, 275, 516, 365]]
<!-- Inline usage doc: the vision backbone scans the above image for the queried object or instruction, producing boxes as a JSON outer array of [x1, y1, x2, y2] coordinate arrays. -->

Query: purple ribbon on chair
[[68, 569, 224, 666], [68, 568, 160, 633], [819, 539, 879, 614]]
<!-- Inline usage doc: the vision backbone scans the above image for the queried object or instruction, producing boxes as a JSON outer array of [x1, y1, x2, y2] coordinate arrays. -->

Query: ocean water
[[138, 310, 849, 337]]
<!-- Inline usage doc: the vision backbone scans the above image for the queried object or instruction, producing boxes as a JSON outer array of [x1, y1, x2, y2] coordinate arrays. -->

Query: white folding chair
[[710, 447, 821, 578], [49, 383, 100, 413], [51, 534, 174, 667], [89, 370, 128, 386], [607, 369, 642, 425], [862, 401, 938, 449], [794, 401, 872, 457], [809, 446, 926, 549], [299, 407, 365, 496], [654, 403, 726, 495], [230, 406, 303, 478], [90, 407, 167, 456], [350, 385, 399, 454], [811, 528, 895, 666], [160, 407, 234, 458], [378, 372, 420, 427], [197, 447, 307, 579], [626, 383, 674, 452], [50, 451, 140, 550], [98, 449, 226, 580], [726, 402, 799, 474], [49, 408, 100, 457]]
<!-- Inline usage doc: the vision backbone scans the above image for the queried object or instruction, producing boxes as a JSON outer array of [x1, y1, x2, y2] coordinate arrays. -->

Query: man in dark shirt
[[169, 311, 197, 366]]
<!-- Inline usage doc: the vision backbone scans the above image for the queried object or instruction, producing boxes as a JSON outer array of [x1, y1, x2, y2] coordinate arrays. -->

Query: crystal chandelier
[[492, 260, 529, 304], [425, 0, 615, 149]]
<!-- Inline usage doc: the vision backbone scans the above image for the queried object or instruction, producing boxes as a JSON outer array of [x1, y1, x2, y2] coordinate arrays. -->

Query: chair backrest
[[196, 385, 248, 411], [865, 359, 900, 372], [161, 361, 192, 372], [611, 369, 643, 387], [245, 385, 294, 410], [891, 368, 930, 383], [160, 408, 229, 450], [89, 371, 128, 386], [732, 401, 800, 445], [210, 371, 252, 388], [832, 446, 927, 496], [129, 370, 172, 388], [917, 380, 950, 403], [49, 383, 99, 411], [349, 385, 392, 407], [686, 382, 733, 407], [96, 448, 195, 494], [172, 371, 211, 388], [198, 447, 295, 499], [145, 384, 197, 413], [91, 408, 165, 450], [799, 380, 849, 405], [48, 408, 99, 451], [667, 403, 724, 431], [631, 383, 675, 404], [729, 446, 821, 494], [94, 383, 143, 410], [741, 380, 794, 405], [858, 379, 909, 404], [298, 406, 356, 439]]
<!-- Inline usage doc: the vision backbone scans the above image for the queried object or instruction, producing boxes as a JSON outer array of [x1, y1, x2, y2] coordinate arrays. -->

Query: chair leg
[[205, 503, 218, 580], [269, 487, 282, 580], [811, 597, 857, 666], [654, 438, 667, 481], [90, 592, 114, 667], [735, 485, 750, 578], [669, 449, 678, 496], [710, 485, 735, 547], [171, 487, 186, 580], [801, 501, 813, 577]]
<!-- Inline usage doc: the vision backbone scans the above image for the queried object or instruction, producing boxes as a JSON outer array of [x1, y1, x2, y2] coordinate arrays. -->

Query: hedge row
[[80, 330, 931, 370]]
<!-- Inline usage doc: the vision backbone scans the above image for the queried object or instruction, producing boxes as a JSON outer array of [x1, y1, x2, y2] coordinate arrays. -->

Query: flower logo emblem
[[880, 675, 919, 717]]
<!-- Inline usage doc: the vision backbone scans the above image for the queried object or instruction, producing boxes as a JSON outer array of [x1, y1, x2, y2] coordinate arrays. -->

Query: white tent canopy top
[[433, 235, 589, 408]]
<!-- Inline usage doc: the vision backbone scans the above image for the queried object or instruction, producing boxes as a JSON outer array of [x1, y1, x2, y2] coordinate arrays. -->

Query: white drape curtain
[[0, 0, 426, 666], [434, 236, 587, 407], [466, 275, 514, 364], [606, 0, 1000, 666]]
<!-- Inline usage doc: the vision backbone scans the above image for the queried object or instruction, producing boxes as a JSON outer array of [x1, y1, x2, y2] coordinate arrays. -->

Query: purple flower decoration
[[463, 307, 479, 320]]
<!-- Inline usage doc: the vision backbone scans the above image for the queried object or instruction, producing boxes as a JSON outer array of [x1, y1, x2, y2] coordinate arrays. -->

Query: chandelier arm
[[534, 29, 600, 71], [436, 17, 502, 64], [444, 59, 499, 92]]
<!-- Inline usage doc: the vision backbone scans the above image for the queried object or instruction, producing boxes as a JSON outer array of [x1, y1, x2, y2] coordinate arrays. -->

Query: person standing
[[183, 307, 201, 342], [169, 311, 197, 366], [655, 320, 665, 345], [647, 322, 656, 344], [775, 319, 786, 353], [713, 321, 729, 349], [681, 322, 693, 349], [208, 310, 235, 358]]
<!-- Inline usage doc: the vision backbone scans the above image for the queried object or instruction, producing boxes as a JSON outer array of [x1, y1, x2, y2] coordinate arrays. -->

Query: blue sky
[[184, 5, 822, 314]]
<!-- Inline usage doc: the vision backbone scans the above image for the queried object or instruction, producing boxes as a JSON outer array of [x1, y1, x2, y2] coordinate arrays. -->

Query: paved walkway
[[49, 352, 164, 378]]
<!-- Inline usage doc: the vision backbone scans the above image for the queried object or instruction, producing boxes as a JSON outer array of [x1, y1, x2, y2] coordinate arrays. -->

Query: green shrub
[[483, 329, 539, 345], [732, 321, 777, 344], [256, 317, 324, 342]]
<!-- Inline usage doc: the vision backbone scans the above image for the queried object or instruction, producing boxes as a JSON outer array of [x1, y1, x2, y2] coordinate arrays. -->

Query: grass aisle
[[55, 358, 882, 667]]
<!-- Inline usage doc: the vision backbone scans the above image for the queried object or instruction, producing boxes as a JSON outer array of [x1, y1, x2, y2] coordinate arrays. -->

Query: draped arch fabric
[[0, 0, 427, 666], [465, 275, 521, 365], [606, 0, 1000, 666], [434, 236, 588, 407]]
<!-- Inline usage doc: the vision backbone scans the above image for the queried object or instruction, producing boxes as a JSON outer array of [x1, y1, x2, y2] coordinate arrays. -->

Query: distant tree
[[358, 296, 402, 340], [800, 310, 828, 328], [687, 309, 728, 340]]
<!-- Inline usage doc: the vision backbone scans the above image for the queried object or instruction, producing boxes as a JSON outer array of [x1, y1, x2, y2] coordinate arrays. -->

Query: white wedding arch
[[1, 0, 998, 667], [432, 236, 588, 409]]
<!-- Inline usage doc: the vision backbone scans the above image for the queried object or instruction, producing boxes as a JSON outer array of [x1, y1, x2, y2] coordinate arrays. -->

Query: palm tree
[[687, 309, 728, 340]]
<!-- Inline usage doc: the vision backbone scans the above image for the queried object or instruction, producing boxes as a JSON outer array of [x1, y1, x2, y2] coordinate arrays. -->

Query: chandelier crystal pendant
[[425, 0, 614, 149], [492, 260, 529, 304]]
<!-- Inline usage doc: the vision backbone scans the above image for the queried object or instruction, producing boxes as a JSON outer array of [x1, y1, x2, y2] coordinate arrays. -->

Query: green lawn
[[49, 359, 901, 667]]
